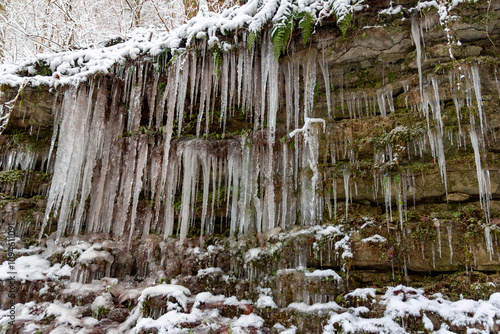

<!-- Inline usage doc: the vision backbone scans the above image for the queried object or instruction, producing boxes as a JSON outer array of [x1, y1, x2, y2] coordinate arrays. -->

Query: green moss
[[0, 170, 26, 183], [403, 162, 437, 174], [455, 1, 497, 25], [213, 46, 223, 78], [364, 125, 424, 151], [415, 272, 500, 301], [34, 60, 52, 77], [2, 126, 53, 153], [119, 126, 162, 139], [409, 220, 437, 243], [158, 82, 166, 93], [248, 31, 258, 51], [384, 19, 407, 34]]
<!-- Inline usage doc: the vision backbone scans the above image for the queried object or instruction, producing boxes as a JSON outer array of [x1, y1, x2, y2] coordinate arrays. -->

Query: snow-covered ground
[[1, 224, 499, 333]]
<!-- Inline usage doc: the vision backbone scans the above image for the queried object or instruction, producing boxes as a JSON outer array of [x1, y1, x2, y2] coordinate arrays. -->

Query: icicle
[[284, 61, 294, 131], [383, 175, 392, 230], [96, 103, 124, 235], [40, 86, 95, 240], [428, 129, 448, 195], [281, 142, 289, 228], [344, 169, 351, 221], [178, 141, 199, 243], [237, 45, 244, 106], [114, 138, 138, 237], [395, 175, 404, 231], [386, 90, 395, 114], [73, 83, 107, 235], [199, 146, 211, 239], [238, 136, 254, 235], [333, 178, 338, 220], [293, 60, 300, 130], [127, 64, 144, 132], [304, 55, 317, 118], [176, 55, 190, 137], [220, 52, 229, 131], [228, 146, 241, 235], [447, 224, 453, 265], [434, 219, 442, 258], [471, 66, 486, 136], [290, 118, 325, 225], [470, 128, 491, 223], [156, 67, 180, 236], [411, 17, 423, 100], [485, 226, 494, 261], [128, 139, 148, 247], [377, 92, 387, 117], [189, 52, 198, 116], [262, 31, 279, 231], [196, 51, 213, 137], [431, 77, 443, 132], [319, 54, 332, 118]]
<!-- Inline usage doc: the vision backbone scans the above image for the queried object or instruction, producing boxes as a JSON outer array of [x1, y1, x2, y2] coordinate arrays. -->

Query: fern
[[298, 12, 314, 45], [271, 6, 317, 60], [248, 31, 257, 51], [272, 18, 293, 61], [337, 12, 352, 38]]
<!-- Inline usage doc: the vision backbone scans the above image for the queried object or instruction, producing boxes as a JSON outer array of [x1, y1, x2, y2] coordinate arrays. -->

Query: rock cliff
[[1, 0, 500, 332]]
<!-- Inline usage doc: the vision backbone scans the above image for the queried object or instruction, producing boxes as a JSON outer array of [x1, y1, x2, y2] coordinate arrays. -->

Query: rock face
[[1, 0, 500, 333]]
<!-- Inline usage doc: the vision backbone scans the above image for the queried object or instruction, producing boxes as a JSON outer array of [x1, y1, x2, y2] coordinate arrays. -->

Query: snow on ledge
[[361, 234, 387, 243], [256, 295, 278, 309], [305, 269, 342, 282], [197, 267, 223, 277], [345, 287, 377, 300], [233, 313, 265, 328], [0, 255, 73, 281], [138, 284, 191, 311], [0, 0, 367, 87], [288, 301, 343, 313]]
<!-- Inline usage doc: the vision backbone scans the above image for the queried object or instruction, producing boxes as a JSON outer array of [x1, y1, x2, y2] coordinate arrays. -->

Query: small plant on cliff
[[0, 169, 25, 183], [141, 297, 153, 317], [34, 60, 52, 76], [212, 46, 223, 78], [248, 31, 258, 50], [272, 11, 315, 60], [337, 12, 352, 38], [94, 306, 108, 320]]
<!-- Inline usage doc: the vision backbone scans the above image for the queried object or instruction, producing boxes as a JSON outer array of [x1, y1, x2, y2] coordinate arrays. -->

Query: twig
[[50, 2, 76, 23], [0, 13, 62, 51], [0, 81, 29, 135], [486, 0, 495, 46], [150, 0, 170, 31]]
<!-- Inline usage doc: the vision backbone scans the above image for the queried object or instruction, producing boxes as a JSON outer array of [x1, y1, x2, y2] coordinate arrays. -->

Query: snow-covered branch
[[0, 0, 236, 64], [289, 117, 326, 138], [0, 80, 28, 134]]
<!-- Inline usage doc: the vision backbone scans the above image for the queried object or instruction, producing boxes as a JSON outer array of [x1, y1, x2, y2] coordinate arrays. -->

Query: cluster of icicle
[[37, 18, 495, 247], [40, 32, 329, 244]]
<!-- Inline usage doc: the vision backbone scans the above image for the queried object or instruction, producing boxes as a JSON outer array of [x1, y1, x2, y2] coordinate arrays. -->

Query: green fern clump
[[272, 11, 315, 61], [337, 12, 352, 38], [248, 31, 257, 51], [272, 16, 294, 60], [327, 0, 359, 37], [268, 0, 358, 60], [298, 12, 315, 45]]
